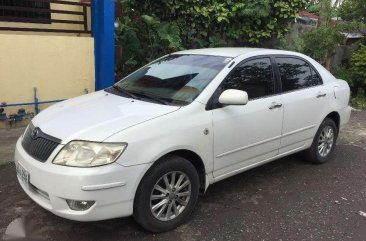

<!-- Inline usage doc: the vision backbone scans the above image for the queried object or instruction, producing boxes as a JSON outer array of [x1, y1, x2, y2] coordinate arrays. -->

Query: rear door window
[[276, 57, 322, 92], [310, 66, 323, 86]]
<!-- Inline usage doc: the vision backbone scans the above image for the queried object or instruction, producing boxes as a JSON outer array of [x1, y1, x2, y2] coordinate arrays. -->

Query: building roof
[[299, 11, 320, 20], [341, 32, 365, 39]]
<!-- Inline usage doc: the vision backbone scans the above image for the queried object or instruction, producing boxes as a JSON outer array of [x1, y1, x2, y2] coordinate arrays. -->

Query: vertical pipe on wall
[[34, 87, 39, 114], [91, 0, 115, 91]]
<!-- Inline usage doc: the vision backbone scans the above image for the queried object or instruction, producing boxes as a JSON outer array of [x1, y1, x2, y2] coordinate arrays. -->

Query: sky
[[332, 0, 344, 7]]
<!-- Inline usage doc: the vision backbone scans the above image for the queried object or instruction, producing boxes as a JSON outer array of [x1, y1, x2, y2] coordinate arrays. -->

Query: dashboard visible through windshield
[[110, 54, 232, 106]]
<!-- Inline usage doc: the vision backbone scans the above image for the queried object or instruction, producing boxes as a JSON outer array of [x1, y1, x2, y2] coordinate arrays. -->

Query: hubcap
[[318, 126, 334, 157], [150, 171, 191, 221]]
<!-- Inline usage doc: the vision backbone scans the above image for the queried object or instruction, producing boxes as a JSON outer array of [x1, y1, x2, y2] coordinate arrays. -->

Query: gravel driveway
[[1, 111, 365, 241]]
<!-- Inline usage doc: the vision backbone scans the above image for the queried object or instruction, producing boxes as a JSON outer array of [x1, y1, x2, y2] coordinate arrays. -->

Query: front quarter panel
[[105, 102, 214, 173]]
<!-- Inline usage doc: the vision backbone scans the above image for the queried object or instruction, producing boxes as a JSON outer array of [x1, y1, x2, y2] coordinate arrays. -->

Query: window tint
[[310, 66, 323, 85], [276, 57, 321, 92], [221, 58, 275, 100]]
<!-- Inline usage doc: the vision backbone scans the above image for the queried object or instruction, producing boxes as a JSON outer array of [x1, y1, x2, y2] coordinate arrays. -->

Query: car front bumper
[[14, 137, 150, 221]]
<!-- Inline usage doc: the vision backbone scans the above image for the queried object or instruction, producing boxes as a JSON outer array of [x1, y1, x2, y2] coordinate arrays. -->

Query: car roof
[[173, 48, 299, 58], [173, 48, 336, 84]]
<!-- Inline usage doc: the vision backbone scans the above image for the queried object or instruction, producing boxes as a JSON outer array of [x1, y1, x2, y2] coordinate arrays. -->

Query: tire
[[133, 154, 200, 233], [303, 118, 338, 164]]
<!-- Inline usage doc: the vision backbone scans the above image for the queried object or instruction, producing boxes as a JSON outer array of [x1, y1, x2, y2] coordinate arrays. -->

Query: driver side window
[[221, 58, 275, 100]]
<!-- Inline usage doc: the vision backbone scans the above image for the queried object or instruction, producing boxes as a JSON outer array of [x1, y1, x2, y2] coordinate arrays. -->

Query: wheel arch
[[137, 149, 207, 195], [167, 150, 206, 193], [325, 111, 340, 131]]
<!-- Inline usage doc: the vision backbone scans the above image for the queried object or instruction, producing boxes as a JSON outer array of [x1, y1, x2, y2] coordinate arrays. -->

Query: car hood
[[32, 91, 180, 143]]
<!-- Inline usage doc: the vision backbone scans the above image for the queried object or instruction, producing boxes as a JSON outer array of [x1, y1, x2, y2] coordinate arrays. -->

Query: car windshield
[[113, 54, 232, 105]]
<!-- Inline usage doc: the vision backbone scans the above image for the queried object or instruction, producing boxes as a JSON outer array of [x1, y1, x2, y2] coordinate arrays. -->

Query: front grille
[[22, 124, 61, 162]]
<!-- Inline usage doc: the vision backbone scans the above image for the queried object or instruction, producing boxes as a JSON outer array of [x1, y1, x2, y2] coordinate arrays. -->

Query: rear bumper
[[15, 138, 150, 221], [340, 106, 352, 127]]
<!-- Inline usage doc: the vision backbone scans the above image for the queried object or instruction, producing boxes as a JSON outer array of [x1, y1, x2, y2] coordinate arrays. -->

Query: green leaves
[[302, 25, 344, 63], [339, 0, 366, 23], [115, 0, 307, 77], [157, 23, 182, 49], [351, 45, 366, 85], [141, 15, 160, 26], [208, 36, 227, 47], [334, 45, 366, 98]]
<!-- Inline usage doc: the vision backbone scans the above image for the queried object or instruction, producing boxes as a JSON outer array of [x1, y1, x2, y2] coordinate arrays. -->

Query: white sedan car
[[15, 48, 351, 232]]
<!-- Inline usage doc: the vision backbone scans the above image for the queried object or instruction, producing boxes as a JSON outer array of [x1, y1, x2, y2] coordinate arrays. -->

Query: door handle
[[316, 92, 327, 98], [269, 102, 283, 110]]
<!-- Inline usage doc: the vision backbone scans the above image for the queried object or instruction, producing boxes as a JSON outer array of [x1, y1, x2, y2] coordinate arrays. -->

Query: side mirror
[[218, 89, 248, 106]]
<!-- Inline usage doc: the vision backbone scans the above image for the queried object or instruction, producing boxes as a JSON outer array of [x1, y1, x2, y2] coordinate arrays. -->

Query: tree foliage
[[336, 0, 366, 97], [285, 0, 363, 71], [339, 0, 366, 23], [115, 0, 306, 77], [297, 0, 366, 100], [351, 45, 366, 85], [301, 25, 344, 68]]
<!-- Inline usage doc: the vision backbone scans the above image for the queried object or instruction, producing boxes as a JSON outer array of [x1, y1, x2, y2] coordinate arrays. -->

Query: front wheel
[[133, 155, 199, 233], [303, 118, 338, 164]]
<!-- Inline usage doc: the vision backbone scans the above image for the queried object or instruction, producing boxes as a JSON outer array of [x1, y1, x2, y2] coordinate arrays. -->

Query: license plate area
[[15, 161, 30, 188]]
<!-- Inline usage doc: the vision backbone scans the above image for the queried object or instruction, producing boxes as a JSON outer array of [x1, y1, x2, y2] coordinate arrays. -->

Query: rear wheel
[[133, 155, 199, 233], [303, 118, 338, 164]]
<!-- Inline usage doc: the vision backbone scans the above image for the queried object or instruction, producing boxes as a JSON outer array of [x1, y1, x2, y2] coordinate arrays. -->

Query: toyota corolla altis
[[15, 48, 351, 232]]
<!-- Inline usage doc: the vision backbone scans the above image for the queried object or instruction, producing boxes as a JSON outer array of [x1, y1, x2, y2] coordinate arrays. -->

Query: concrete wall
[[0, 34, 95, 115], [285, 22, 317, 45]]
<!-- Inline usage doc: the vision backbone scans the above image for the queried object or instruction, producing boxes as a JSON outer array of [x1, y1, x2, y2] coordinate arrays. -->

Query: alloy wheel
[[150, 171, 191, 221], [318, 126, 335, 157]]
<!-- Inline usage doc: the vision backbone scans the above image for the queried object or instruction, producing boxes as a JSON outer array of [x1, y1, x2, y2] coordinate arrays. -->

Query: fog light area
[[66, 200, 95, 211]]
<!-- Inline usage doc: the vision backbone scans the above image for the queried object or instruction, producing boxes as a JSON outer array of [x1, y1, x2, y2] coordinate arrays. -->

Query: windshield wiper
[[112, 85, 139, 100], [132, 92, 171, 105]]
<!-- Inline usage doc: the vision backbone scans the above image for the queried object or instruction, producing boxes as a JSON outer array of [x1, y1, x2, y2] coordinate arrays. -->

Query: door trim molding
[[214, 144, 307, 182], [215, 124, 315, 159], [216, 135, 281, 158], [281, 125, 316, 138]]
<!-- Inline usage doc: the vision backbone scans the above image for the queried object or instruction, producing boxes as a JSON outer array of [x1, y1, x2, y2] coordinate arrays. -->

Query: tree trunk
[[319, 0, 332, 26], [325, 57, 332, 71], [324, 51, 333, 71]]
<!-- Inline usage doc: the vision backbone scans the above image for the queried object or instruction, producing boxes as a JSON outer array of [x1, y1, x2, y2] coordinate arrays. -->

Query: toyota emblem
[[31, 128, 40, 140]]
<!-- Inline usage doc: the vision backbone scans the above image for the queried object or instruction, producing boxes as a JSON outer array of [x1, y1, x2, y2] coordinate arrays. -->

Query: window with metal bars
[[0, 0, 51, 24]]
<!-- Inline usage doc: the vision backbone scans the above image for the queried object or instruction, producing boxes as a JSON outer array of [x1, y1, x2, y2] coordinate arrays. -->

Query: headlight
[[53, 141, 127, 167]]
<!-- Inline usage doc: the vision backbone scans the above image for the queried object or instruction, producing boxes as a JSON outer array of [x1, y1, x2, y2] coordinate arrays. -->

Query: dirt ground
[[0, 111, 366, 241], [0, 128, 24, 165]]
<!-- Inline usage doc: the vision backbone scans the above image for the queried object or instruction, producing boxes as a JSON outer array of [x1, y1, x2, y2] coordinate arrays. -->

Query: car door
[[275, 56, 330, 154], [211, 57, 283, 179]]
